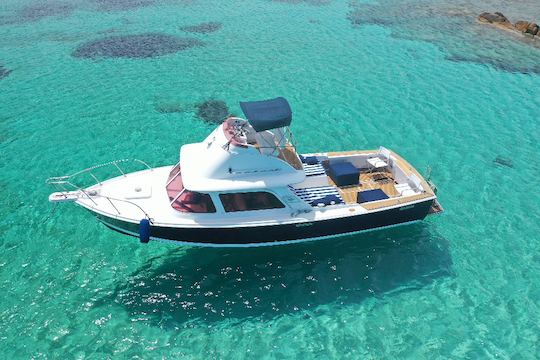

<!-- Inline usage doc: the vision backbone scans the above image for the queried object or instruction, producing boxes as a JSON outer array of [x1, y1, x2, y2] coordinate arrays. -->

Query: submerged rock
[[154, 100, 185, 114], [196, 100, 229, 124], [9, 2, 75, 24], [93, 0, 154, 11], [72, 33, 204, 59], [0, 66, 11, 80], [493, 156, 513, 168], [180, 22, 222, 34]]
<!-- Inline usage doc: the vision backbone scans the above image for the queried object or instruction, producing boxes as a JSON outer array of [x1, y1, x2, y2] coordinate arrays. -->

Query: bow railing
[[46, 159, 154, 220]]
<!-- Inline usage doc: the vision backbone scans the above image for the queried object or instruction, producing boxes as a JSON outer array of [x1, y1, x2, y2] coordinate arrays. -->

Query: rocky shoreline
[[478, 12, 539, 39]]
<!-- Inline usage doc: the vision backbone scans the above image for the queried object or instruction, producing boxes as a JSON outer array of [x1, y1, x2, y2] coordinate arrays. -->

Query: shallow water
[[1, 0, 540, 358]]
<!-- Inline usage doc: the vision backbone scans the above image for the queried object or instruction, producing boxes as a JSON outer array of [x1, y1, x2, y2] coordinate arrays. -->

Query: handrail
[[46, 158, 155, 221], [46, 158, 152, 186], [94, 195, 153, 222]]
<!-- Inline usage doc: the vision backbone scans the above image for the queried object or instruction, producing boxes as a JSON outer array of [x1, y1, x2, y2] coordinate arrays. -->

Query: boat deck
[[327, 169, 399, 204], [320, 149, 437, 210]]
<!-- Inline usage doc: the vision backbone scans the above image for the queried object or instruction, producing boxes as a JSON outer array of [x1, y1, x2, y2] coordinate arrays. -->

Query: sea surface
[[1, 0, 540, 358]]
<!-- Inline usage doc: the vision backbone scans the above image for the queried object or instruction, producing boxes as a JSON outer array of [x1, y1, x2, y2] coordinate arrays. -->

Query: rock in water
[[493, 156, 513, 168], [196, 100, 229, 124], [478, 12, 539, 40], [514, 21, 531, 33], [512, 20, 539, 35], [525, 23, 539, 36], [478, 12, 510, 24]]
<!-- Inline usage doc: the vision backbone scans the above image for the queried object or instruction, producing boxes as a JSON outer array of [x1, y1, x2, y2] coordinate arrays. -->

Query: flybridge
[[177, 97, 306, 192]]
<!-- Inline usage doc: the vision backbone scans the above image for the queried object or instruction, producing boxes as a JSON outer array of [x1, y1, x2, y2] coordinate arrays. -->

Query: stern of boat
[[427, 180, 444, 215]]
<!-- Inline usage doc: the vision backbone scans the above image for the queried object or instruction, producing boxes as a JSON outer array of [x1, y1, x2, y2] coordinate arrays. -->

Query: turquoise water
[[1, 0, 540, 357]]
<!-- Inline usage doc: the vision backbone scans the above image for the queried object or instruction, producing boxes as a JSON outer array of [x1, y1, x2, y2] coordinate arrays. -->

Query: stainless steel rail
[[46, 158, 152, 187], [46, 158, 154, 221], [94, 195, 153, 221]]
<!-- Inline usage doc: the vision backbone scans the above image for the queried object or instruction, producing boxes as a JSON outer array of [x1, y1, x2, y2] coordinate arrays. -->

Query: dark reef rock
[[196, 100, 229, 123], [0, 66, 11, 80], [493, 156, 513, 168], [180, 22, 222, 34], [446, 53, 540, 74], [72, 33, 204, 59], [12, 2, 75, 23], [93, 0, 154, 11]]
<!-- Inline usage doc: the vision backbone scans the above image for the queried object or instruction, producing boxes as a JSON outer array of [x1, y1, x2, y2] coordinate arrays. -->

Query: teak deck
[[326, 149, 435, 210], [278, 144, 303, 170], [328, 170, 400, 204]]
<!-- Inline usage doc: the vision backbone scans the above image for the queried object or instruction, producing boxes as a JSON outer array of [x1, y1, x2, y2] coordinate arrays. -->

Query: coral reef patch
[[154, 100, 185, 114], [196, 100, 230, 124], [2, 2, 75, 24], [72, 33, 204, 59], [92, 0, 155, 12], [180, 22, 222, 34]]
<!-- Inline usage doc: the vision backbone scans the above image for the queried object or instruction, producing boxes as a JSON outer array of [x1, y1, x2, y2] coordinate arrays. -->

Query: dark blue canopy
[[239, 97, 292, 132]]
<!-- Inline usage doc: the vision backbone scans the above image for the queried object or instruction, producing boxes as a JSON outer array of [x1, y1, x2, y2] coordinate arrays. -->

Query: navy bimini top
[[239, 97, 292, 132]]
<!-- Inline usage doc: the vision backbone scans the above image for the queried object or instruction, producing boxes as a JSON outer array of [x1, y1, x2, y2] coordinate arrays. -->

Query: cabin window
[[219, 192, 285, 212], [173, 191, 216, 213], [166, 164, 216, 213]]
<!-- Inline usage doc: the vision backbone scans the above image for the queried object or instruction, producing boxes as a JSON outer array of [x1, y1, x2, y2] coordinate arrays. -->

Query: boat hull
[[92, 199, 435, 247]]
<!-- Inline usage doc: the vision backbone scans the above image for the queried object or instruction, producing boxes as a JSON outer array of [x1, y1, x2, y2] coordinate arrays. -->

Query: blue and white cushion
[[291, 186, 344, 206]]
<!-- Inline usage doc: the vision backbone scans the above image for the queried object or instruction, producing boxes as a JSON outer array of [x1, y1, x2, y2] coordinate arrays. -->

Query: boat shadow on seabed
[[105, 222, 453, 328]]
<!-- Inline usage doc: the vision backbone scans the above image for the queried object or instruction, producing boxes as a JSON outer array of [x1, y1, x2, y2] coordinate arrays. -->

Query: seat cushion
[[367, 157, 388, 169], [300, 155, 319, 165], [309, 194, 343, 207], [328, 162, 359, 186], [357, 189, 389, 203]]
